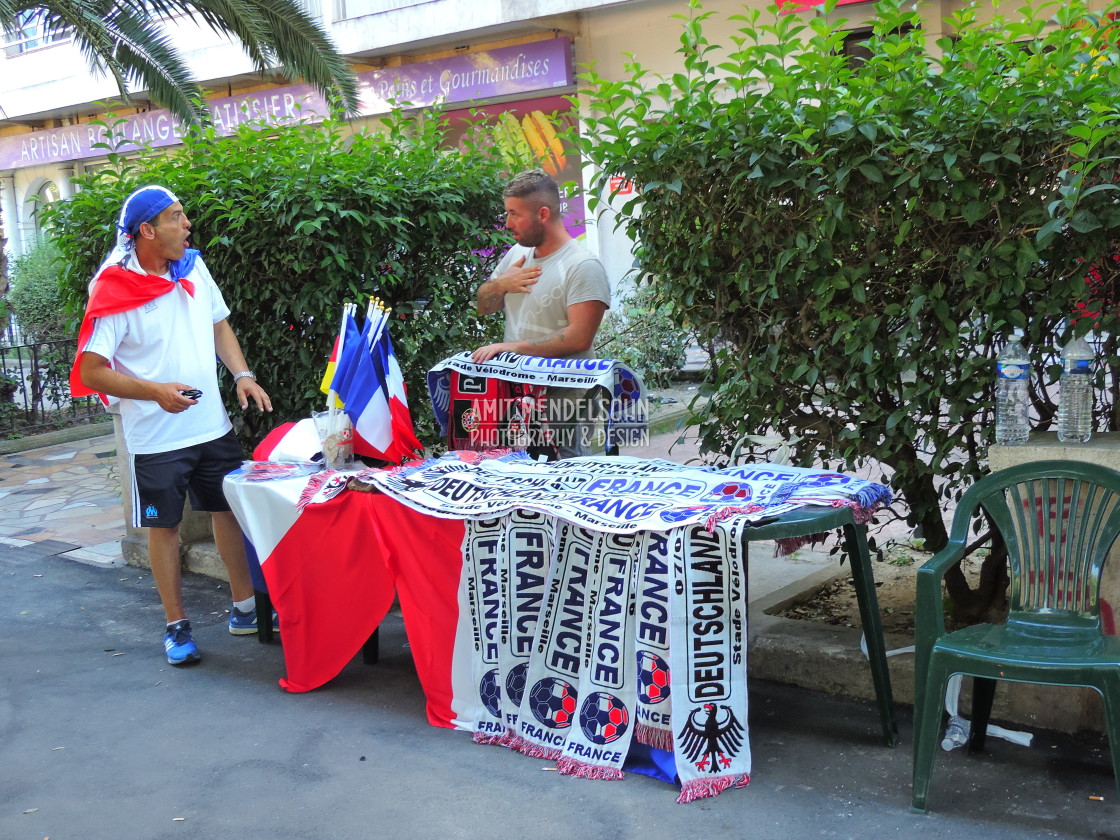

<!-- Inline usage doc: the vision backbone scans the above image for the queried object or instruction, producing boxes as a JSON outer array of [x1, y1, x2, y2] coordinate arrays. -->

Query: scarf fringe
[[517, 742, 563, 761], [676, 773, 750, 804], [472, 730, 507, 746], [849, 500, 880, 524], [556, 757, 625, 780], [635, 722, 675, 751], [704, 505, 764, 532]]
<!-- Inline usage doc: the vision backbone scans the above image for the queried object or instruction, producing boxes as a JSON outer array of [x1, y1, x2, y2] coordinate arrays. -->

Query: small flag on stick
[[327, 298, 424, 464]]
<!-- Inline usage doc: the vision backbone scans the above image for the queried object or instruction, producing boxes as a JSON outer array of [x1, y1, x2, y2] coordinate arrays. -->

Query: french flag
[[224, 471, 465, 725], [329, 305, 423, 464], [373, 327, 424, 458], [329, 312, 395, 460]]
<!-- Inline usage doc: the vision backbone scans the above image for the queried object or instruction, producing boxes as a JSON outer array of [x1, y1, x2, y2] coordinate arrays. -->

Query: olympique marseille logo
[[579, 691, 630, 745], [678, 704, 745, 774], [528, 677, 578, 729], [479, 668, 502, 718], [636, 650, 670, 705]]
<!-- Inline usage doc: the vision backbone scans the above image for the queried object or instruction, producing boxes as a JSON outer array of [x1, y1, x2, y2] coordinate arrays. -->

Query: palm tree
[[0, 1, 360, 124]]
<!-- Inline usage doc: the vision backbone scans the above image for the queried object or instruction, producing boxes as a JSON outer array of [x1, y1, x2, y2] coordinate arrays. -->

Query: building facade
[[0, 0, 1006, 287]]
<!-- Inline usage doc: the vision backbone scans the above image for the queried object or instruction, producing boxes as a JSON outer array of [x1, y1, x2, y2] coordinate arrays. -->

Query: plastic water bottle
[[1057, 335, 1094, 443], [995, 331, 1030, 445], [941, 715, 970, 751]]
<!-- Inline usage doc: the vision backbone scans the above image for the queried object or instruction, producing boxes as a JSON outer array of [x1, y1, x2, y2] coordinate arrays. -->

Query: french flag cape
[[70, 259, 197, 401], [224, 452, 890, 802]]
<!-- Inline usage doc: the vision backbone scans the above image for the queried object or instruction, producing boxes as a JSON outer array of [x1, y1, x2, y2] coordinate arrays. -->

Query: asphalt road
[[2, 536, 1118, 840]]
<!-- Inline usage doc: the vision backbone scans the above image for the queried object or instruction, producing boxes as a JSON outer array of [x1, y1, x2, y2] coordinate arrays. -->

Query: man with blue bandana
[[72, 185, 272, 666]]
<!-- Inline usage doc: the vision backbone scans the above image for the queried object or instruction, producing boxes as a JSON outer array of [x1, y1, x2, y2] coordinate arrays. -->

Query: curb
[[0, 420, 114, 455]]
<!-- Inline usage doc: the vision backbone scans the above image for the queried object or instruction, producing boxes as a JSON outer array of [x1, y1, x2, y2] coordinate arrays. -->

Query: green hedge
[[8, 238, 69, 341], [575, 0, 1120, 550]]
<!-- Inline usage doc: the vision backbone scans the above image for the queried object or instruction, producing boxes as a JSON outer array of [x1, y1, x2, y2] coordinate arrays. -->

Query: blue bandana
[[120, 185, 177, 235], [116, 185, 199, 280]]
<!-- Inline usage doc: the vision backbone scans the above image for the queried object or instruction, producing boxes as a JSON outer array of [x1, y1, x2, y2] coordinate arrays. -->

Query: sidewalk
[[0, 430, 125, 567]]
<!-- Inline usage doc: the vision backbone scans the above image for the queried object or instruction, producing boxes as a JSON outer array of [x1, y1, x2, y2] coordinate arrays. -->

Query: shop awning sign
[[0, 37, 573, 171]]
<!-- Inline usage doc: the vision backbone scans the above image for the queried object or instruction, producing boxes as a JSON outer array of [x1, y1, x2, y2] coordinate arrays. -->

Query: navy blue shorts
[[130, 430, 244, 528]]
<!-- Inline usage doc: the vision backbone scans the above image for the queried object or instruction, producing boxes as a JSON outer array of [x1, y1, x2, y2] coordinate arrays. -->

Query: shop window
[[842, 29, 875, 68], [840, 25, 916, 70]]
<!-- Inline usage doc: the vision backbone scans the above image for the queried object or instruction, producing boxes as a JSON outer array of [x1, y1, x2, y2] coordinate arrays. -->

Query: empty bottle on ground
[[1057, 335, 1094, 444], [995, 330, 1030, 446]]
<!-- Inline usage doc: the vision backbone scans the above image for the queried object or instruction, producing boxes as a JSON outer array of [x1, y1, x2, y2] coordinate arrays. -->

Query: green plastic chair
[[911, 460, 1120, 813]]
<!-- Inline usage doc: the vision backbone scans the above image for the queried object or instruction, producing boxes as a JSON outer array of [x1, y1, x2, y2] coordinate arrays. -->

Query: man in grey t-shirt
[[473, 169, 611, 456]]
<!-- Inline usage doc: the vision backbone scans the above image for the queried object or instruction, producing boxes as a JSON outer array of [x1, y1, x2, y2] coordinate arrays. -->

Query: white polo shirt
[[84, 254, 233, 454]]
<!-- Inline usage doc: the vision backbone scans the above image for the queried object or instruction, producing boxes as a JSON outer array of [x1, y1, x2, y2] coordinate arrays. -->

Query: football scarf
[[459, 510, 556, 748], [444, 370, 554, 457], [554, 529, 641, 780], [515, 522, 596, 760], [462, 517, 508, 745], [426, 351, 647, 452], [632, 529, 678, 751], [498, 509, 554, 744], [670, 520, 751, 803], [364, 451, 891, 531]]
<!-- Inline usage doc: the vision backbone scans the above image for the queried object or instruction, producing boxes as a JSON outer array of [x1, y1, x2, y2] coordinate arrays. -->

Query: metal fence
[[0, 337, 106, 435]]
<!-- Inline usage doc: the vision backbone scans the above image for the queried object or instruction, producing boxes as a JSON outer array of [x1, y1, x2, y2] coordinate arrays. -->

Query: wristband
[[233, 370, 256, 383]]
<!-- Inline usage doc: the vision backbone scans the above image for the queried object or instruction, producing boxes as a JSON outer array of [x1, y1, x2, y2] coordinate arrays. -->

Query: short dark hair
[[503, 169, 560, 216]]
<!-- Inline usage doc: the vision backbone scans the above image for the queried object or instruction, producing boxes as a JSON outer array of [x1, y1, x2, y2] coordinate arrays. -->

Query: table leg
[[254, 589, 274, 645], [842, 521, 899, 747], [362, 627, 380, 664]]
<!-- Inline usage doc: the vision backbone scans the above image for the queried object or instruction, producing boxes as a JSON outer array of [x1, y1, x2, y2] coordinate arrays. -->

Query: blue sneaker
[[229, 606, 280, 635], [164, 619, 201, 666], [229, 606, 258, 635]]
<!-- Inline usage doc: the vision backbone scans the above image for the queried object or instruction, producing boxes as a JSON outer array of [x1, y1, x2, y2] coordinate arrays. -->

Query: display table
[[224, 454, 896, 799], [224, 469, 466, 710]]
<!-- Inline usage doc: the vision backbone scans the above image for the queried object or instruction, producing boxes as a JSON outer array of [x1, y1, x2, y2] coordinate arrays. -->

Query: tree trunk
[[889, 454, 1009, 626], [943, 529, 1010, 627], [884, 446, 949, 551]]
